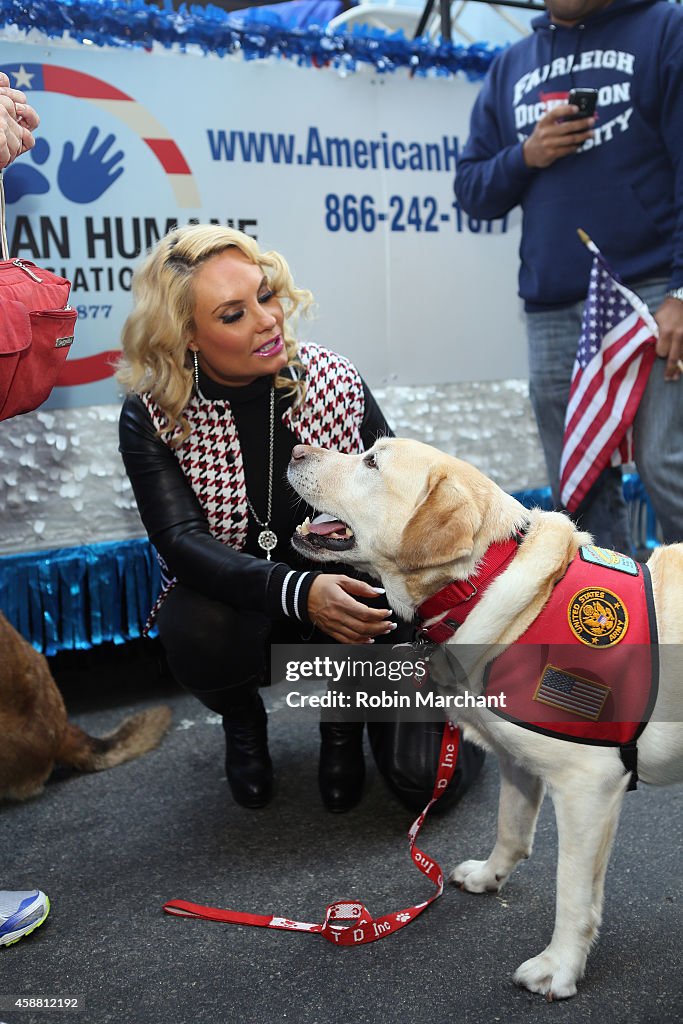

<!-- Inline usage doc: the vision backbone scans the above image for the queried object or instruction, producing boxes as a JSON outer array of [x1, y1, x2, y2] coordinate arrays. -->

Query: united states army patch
[[579, 545, 639, 576], [567, 587, 629, 647]]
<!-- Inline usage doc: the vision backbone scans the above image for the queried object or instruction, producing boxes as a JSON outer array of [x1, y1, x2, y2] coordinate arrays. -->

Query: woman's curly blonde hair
[[116, 224, 313, 444]]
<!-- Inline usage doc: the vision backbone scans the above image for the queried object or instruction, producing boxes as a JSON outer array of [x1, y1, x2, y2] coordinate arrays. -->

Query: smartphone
[[565, 88, 598, 121]]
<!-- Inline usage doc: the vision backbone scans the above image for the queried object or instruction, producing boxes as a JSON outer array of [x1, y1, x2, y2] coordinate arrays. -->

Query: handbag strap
[[0, 172, 7, 262], [0, 172, 8, 261]]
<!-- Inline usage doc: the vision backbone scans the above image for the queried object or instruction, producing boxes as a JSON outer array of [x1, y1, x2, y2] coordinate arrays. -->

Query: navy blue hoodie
[[455, 0, 683, 309]]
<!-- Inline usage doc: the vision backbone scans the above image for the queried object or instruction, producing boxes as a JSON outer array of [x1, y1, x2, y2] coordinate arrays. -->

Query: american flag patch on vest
[[533, 666, 610, 721]]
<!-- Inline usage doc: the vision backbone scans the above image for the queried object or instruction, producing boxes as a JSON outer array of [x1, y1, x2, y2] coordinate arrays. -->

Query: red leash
[[164, 722, 459, 945]]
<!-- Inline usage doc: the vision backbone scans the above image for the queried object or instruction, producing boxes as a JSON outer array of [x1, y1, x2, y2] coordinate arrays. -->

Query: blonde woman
[[118, 225, 483, 812]]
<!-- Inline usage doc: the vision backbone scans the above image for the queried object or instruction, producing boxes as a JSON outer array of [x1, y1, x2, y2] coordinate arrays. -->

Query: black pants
[[157, 583, 484, 812]]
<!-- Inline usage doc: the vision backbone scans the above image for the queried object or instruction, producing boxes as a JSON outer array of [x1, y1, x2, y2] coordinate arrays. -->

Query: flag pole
[[577, 227, 600, 258]]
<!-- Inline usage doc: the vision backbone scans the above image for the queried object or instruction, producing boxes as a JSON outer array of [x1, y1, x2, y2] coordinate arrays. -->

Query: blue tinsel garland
[[0, 538, 160, 655], [0, 0, 501, 78]]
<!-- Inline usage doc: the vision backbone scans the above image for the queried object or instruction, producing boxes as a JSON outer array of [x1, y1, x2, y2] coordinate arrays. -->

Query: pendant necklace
[[246, 387, 278, 559]]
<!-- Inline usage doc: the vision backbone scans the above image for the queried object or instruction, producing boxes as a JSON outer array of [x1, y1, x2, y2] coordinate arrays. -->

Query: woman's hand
[[307, 574, 396, 644]]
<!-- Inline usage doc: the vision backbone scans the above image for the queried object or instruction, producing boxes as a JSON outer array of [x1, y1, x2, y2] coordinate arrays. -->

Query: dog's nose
[[291, 445, 308, 462]]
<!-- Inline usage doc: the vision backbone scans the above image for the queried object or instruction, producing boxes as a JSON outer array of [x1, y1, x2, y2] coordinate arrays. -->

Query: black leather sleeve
[[118, 394, 313, 619]]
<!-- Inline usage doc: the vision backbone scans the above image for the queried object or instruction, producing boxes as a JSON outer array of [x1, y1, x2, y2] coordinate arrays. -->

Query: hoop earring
[[192, 349, 200, 393]]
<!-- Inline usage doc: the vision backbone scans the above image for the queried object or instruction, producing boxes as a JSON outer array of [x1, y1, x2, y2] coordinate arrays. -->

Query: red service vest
[[484, 545, 658, 751]]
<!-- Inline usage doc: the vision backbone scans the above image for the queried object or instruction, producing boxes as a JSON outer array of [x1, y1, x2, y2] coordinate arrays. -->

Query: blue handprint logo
[[4, 137, 51, 203], [4, 126, 125, 204], [57, 127, 124, 202]]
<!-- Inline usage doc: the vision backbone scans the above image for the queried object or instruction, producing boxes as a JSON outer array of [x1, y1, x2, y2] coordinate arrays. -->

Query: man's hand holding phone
[[522, 89, 598, 169], [564, 88, 599, 121]]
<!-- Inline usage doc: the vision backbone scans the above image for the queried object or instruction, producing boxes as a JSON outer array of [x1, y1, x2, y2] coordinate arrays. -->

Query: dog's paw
[[513, 950, 580, 1000], [449, 859, 503, 894]]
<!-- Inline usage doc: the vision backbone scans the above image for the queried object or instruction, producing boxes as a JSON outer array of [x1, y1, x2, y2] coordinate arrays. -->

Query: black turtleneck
[[196, 369, 315, 567]]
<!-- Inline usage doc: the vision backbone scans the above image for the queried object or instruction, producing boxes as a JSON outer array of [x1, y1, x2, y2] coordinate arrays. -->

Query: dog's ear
[[396, 471, 476, 571]]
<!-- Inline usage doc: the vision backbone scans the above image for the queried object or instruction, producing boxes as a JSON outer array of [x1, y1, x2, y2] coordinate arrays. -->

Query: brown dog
[[0, 611, 172, 801]]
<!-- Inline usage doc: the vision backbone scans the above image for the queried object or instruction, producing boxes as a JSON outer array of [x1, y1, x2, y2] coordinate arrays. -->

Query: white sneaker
[[0, 890, 50, 947]]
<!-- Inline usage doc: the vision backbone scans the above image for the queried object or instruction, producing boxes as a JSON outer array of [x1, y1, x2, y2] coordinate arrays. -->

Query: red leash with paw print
[[163, 722, 459, 945]]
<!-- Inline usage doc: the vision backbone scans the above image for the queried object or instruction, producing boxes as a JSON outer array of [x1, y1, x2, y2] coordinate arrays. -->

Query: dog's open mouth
[[294, 512, 355, 552]]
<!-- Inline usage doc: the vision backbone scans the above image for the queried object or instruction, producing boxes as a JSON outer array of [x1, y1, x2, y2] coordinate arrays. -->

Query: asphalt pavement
[[1, 641, 681, 1024]]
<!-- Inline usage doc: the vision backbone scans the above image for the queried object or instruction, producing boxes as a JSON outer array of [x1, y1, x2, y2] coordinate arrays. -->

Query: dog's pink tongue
[[308, 513, 347, 536]]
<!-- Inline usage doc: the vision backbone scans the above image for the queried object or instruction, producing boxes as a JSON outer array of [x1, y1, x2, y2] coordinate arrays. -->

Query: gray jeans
[[526, 279, 683, 549]]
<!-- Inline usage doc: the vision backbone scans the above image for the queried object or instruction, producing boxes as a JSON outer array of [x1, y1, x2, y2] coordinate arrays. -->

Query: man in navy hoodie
[[455, 0, 683, 550]]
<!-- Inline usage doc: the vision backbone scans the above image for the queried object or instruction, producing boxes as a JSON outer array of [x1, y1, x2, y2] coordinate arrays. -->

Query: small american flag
[[534, 665, 610, 721], [559, 232, 658, 513]]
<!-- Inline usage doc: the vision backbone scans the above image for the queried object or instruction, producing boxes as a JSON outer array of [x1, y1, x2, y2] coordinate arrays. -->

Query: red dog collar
[[416, 534, 523, 644]]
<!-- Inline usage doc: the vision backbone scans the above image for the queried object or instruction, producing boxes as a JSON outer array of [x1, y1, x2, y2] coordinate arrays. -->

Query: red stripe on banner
[[56, 350, 120, 386], [43, 66, 133, 102], [143, 138, 191, 175], [163, 723, 460, 946]]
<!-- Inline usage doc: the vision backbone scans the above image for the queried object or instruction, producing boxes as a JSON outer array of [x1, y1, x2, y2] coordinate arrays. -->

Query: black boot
[[222, 691, 273, 809], [318, 721, 366, 813], [367, 720, 485, 816]]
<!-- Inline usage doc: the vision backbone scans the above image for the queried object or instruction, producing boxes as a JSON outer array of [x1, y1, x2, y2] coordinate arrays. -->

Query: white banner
[[1, 40, 526, 408]]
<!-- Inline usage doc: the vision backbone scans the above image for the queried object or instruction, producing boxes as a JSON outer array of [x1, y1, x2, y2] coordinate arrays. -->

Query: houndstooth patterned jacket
[[140, 343, 366, 554]]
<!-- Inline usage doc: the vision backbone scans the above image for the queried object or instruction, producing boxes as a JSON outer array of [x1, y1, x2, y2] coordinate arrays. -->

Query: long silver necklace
[[245, 387, 277, 559]]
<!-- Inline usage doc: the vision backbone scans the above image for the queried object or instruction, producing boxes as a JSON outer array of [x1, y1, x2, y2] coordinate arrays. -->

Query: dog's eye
[[363, 453, 378, 469]]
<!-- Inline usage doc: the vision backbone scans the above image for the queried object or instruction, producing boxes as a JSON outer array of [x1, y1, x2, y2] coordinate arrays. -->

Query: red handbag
[[0, 173, 77, 421]]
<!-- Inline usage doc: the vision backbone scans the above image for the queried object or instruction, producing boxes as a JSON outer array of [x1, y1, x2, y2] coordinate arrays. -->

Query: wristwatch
[[665, 287, 683, 302]]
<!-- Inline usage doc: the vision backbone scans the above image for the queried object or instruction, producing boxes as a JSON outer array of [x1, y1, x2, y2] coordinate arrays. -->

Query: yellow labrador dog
[[287, 437, 683, 1000]]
